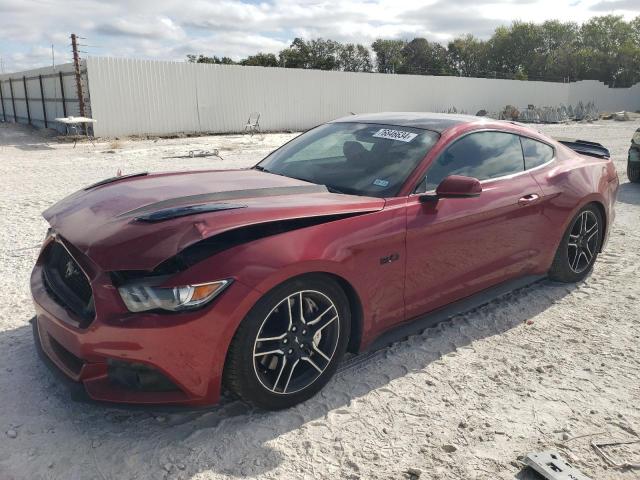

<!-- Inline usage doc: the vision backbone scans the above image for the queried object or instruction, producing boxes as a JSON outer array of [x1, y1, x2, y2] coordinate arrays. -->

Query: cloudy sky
[[1, 0, 638, 72]]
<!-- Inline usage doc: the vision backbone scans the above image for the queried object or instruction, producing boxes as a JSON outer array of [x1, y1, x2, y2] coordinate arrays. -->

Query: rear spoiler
[[555, 138, 610, 159]]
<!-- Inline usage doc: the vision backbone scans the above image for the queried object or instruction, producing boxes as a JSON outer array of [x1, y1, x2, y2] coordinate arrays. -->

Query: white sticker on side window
[[373, 128, 418, 142], [373, 179, 389, 187]]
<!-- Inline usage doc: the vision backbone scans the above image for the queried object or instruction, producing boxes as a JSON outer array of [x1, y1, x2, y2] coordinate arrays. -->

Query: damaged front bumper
[[30, 238, 261, 407]]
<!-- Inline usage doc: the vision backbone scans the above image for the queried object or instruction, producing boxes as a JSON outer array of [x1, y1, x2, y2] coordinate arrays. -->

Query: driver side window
[[417, 131, 525, 192]]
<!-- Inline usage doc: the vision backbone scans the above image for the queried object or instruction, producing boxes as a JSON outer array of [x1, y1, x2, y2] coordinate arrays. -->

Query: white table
[[54, 116, 97, 147]]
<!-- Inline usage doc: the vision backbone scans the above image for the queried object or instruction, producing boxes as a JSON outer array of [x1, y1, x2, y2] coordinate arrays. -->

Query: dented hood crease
[[43, 169, 385, 271]]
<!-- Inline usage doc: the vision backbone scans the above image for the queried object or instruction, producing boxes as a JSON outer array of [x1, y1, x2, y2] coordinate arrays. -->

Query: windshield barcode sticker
[[373, 179, 389, 187], [373, 129, 418, 142]]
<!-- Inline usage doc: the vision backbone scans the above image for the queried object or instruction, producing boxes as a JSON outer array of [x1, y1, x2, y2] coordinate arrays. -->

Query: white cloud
[[0, 0, 638, 72], [95, 17, 186, 41]]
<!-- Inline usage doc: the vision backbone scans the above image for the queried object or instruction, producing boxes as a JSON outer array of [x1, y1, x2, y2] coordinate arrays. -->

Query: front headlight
[[118, 279, 232, 313]]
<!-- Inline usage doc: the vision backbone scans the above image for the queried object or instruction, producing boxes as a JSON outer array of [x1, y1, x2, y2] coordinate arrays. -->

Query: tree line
[[187, 15, 640, 87]]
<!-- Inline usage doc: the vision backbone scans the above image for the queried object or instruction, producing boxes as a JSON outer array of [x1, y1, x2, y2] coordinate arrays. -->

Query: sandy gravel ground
[[0, 120, 639, 480]]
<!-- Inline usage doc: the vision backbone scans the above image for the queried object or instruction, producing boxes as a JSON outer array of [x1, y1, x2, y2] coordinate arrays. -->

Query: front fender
[[165, 204, 408, 349]]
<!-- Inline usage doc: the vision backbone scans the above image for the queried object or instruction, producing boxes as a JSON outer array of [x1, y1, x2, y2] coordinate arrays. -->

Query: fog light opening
[[107, 359, 180, 392]]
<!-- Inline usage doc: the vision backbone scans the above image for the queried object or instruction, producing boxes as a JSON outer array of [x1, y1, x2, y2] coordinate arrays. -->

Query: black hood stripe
[[118, 184, 328, 218], [135, 203, 247, 222]]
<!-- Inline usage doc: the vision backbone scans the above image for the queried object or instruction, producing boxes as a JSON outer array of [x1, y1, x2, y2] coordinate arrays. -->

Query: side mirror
[[420, 175, 482, 203]]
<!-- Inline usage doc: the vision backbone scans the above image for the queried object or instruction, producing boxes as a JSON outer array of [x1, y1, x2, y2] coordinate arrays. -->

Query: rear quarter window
[[521, 137, 554, 170]]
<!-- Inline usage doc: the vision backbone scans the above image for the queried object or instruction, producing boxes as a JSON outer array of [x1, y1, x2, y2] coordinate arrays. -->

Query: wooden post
[[70, 34, 87, 134], [0, 81, 6, 122], [59, 71, 67, 117], [9, 78, 16, 122], [39, 75, 48, 128], [23, 75, 31, 125], [71, 34, 85, 116]]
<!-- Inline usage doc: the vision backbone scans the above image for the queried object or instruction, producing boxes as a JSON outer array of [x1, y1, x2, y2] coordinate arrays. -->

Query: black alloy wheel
[[549, 205, 603, 283], [224, 275, 350, 410]]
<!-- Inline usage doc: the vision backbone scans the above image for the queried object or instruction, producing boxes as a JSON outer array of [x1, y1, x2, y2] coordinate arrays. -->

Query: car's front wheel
[[548, 204, 603, 283], [223, 275, 350, 410]]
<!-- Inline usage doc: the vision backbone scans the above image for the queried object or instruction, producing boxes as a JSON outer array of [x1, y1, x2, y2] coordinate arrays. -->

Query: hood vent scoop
[[135, 203, 247, 223]]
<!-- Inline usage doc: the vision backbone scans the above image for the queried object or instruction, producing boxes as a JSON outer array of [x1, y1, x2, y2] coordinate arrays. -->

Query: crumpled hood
[[44, 169, 385, 271]]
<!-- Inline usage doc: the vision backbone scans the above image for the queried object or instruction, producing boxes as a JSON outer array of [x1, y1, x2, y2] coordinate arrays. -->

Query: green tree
[[398, 38, 450, 75], [240, 53, 278, 67], [487, 22, 546, 79], [279, 38, 340, 70], [631, 16, 640, 46], [371, 39, 406, 73], [513, 68, 528, 80], [338, 44, 372, 72], [308, 38, 340, 70], [186, 54, 235, 64], [538, 20, 580, 81], [278, 38, 310, 68], [447, 35, 489, 77], [578, 15, 639, 86], [186, 15, 640, 86]]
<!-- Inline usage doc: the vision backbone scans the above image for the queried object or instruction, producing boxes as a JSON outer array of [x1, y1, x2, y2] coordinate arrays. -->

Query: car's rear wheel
[[628, 161, 640, 183], [223, 275, 350, 410], [548, 205, 603, 283]]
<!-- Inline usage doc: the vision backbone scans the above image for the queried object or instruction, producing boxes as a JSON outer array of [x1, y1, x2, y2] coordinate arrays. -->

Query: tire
[[223, 274, 351, 410], [628, 162, 640, 183], [548, 204, 603, 283]]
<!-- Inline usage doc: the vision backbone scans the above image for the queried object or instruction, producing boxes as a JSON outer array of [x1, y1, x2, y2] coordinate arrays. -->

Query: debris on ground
[[522, 451, 591, 480], [613, 111, 631, 121], [446, 102, 603, 123], [162, 148, 224, 160], [188, 149, 223, 159], [591, 436, 640, 469], [501, 104, 520, 120], [404, 467, 422, 478], [516, 102, 599, 123]]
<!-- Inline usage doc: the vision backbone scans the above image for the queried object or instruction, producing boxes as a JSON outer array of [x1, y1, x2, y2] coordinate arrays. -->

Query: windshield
[[256, 122, 440, 197]]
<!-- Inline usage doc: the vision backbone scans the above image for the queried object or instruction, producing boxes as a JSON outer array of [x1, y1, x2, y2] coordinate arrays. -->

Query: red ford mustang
[[31, 113, 619, 409]]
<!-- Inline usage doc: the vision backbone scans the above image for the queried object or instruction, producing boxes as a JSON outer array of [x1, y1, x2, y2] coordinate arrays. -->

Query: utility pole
[[51, 44, 55, 69], [71, 33, 87, 135], [71, 33, 86, 119]]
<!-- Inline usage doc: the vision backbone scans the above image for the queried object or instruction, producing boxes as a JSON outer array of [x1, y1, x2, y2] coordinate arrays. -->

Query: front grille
[[42, 241, 95, 326]]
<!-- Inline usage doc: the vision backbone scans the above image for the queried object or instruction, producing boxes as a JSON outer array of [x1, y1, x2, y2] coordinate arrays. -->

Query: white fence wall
[[569, 80, 640, 111], [7, 56, 632, 137], [0, 63, 86, 132]]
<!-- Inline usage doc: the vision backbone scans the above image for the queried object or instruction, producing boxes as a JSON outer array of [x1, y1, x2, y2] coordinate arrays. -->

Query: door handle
[[518, 193, 540, 206]]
